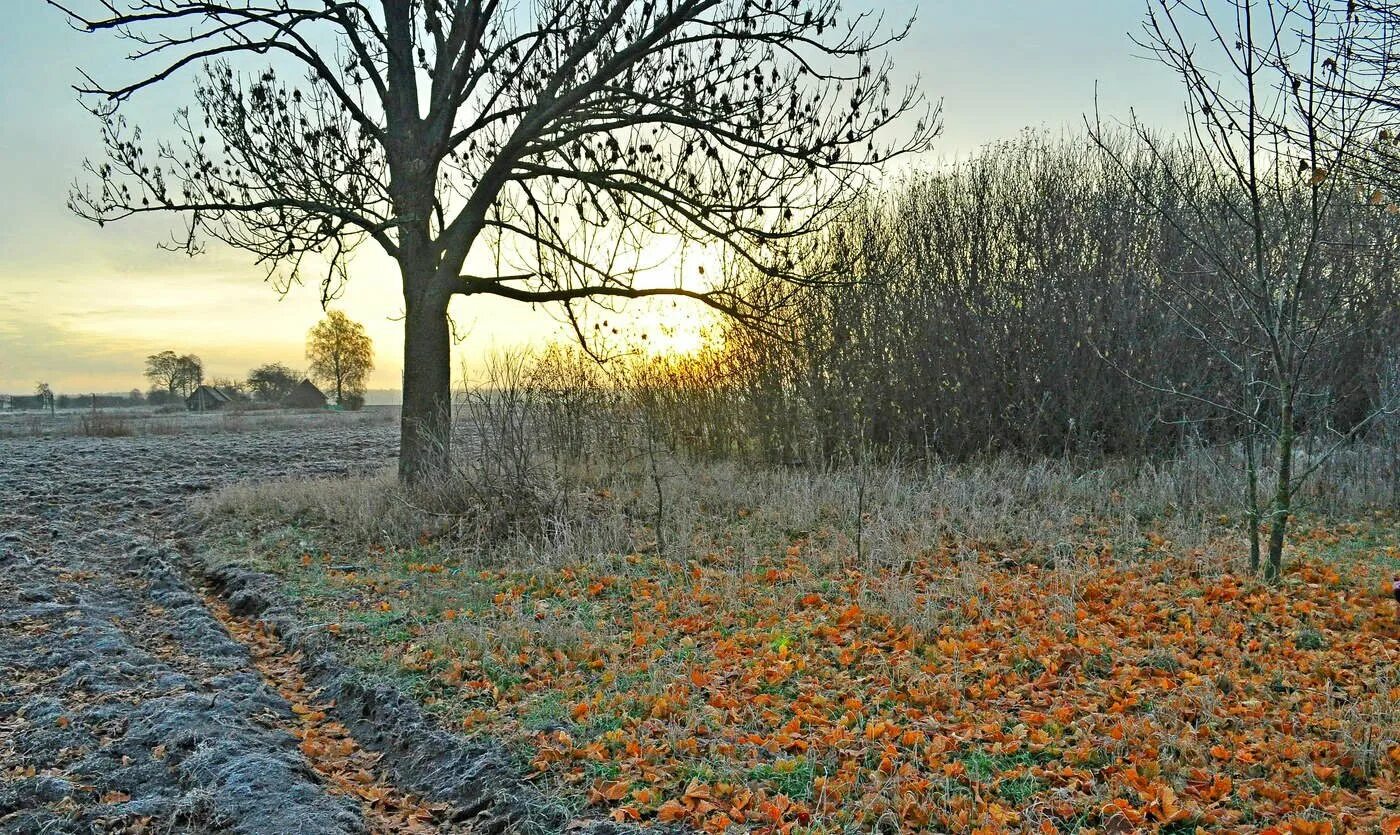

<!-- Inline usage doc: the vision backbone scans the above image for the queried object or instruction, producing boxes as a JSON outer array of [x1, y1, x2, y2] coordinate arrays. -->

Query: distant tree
[[35, 382, 55, 416], [306, 312, 374, 408], [128, 388, 144, 404], [179, 355, 204, 395], [143, 351, 180, 394], [247, 363, 302, 402], [61, 0, 938, 482], [144, 350, 204, 398]]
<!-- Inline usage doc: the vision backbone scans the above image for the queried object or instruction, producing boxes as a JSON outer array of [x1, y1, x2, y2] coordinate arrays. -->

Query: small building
[[282, 379, 328, 410], [186, 385, 238, 412]]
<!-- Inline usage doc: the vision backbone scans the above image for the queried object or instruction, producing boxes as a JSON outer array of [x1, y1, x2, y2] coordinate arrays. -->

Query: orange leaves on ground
[[588, 779, 632, 803], [1141, 783, 1192, 824], [656, 799, 689, 822], [296, 518, 1400, 833], [1184, 768, 1233, 803], [207, 597, 448, 833]]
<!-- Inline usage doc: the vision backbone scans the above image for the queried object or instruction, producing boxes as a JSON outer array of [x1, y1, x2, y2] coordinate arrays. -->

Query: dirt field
[[0, 405, 398, 439], [0, 424, 404, 833]]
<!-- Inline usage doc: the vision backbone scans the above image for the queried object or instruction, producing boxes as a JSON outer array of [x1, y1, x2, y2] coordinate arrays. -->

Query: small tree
[[247, 362, 302, 402], [143, 351, 180, 395], [35, 382, 55, 416], [307, 311, 374, 408], [1095, 0, 1397, 579]]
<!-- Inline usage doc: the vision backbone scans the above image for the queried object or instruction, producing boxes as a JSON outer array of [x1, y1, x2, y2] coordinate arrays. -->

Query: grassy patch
[[197, 462, 1400, 833], [746, 759, 817, 801]]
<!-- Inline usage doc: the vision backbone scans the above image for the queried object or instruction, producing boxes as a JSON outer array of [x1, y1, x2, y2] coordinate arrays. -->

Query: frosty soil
[[0, 427, 398, 833]]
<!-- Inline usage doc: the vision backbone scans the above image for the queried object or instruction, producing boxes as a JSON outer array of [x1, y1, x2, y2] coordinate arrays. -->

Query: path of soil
[[0, 425, 437, 834]]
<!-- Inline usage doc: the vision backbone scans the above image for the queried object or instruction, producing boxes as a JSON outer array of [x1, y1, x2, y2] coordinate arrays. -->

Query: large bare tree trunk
[[399, 277, 452, 484]]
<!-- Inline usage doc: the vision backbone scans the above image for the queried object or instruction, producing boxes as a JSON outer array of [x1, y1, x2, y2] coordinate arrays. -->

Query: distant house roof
[[282, 379, 328, 409], [186, 385, 238, 411]]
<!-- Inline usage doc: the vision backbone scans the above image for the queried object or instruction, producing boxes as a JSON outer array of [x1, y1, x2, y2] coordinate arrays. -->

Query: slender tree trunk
[[1244, 365, 1262, 574], [399, 278, 453, 484], [1245, 426, 1262, 574], [1265, 391, 1294, 580]]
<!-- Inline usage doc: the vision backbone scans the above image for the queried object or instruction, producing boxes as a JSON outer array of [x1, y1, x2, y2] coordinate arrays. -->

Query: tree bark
[[399, 283, 452, 484], [1244, 368, 1262, 575], [1265, 390, 1294, 580], [1245, 426, 1262, 574]]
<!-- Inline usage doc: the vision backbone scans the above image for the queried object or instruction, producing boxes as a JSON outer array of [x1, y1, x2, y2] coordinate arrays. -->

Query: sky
[[0, 1, 1186, 397]]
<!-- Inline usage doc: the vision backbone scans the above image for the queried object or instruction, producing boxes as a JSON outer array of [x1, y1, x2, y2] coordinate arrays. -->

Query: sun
[[613, 239, 727, 358], [621, 301, 721, 358]]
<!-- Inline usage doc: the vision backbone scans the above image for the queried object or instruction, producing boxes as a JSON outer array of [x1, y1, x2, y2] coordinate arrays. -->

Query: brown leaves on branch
[[60, 0, 938, 317]]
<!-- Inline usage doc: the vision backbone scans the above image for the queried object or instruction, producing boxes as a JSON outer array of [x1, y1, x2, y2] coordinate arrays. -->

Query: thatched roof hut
[[282, 379, 328, 409], [186, 385, 237, 412]]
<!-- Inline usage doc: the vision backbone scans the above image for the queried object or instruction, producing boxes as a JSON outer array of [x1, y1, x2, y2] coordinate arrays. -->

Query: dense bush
[[616, 132, 1399, 465]]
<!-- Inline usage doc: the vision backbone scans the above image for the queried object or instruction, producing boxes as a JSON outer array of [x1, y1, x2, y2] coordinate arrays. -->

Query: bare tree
[[211, 376, 250, 398], [1331, 3, 1400, 192], [56, 0, 938, 481], [1094, 0, 1398, 579], [1382, 350, 1400, 502]]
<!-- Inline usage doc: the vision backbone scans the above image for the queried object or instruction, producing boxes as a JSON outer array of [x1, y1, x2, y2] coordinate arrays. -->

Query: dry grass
[[77, 410, 134, 437], [197, 423, 1400, 829], [198, 427, 1400, 833], [194, 350, 1400, 832], [201, 437, 1394, 573]]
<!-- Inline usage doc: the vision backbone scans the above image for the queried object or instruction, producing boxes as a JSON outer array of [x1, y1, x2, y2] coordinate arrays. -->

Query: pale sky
[[0, 1, 1185, 396]]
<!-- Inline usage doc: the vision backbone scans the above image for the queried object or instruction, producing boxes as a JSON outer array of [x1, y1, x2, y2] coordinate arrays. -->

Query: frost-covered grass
[[199, 444, 1400, 833]]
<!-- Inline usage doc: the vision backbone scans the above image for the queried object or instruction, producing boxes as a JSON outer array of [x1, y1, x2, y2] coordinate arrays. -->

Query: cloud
[[0, 250, 409, 393], [0, 314, 150, 393]]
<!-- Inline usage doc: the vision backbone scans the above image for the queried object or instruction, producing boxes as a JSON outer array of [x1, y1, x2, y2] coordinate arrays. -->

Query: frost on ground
[[0, 426, 395, 834]]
